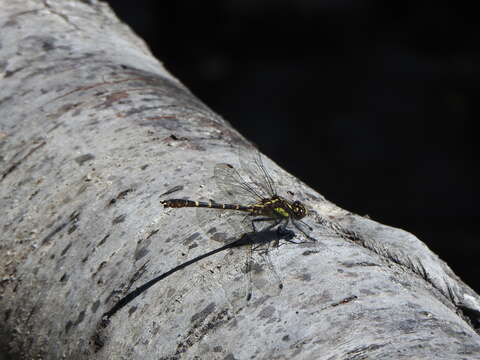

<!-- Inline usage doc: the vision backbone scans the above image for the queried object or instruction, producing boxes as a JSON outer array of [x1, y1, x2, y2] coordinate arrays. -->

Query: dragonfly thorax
[[254, 196, 308, 221]]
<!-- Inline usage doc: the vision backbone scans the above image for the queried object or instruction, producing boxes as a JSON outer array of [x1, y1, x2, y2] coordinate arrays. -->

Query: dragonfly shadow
[[101, 227, 297, 322]]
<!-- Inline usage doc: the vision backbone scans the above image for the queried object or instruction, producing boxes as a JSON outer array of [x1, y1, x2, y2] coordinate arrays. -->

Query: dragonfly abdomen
[[162, 199, 252, 212]]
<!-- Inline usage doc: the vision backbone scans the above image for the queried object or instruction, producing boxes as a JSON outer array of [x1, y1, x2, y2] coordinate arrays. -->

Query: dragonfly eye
[[291, 201, 307, 219]]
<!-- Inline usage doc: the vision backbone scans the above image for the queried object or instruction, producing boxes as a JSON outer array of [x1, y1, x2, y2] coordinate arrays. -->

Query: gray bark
[[1, 1, 479, 359]]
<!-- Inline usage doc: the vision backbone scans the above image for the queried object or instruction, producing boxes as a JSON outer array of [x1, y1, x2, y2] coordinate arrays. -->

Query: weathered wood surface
[[1, 1, 479, 359]]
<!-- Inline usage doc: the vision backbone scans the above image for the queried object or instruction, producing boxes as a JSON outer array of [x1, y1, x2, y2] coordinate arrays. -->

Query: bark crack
[[41, 0, 81, 31]]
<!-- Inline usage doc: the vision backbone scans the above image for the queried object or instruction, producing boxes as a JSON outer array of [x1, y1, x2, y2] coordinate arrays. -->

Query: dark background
[[105, 1, 478, 292]]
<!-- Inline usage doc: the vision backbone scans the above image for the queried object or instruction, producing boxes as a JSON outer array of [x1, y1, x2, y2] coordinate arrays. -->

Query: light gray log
[[1, 1, 479, 359]]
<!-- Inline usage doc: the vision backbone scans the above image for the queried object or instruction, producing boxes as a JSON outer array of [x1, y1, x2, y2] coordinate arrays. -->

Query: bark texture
[[1, 1, 480, 359]]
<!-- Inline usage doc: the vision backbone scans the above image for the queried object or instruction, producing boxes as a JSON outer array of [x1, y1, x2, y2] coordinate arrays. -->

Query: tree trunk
[[1, 1, 479, 359]]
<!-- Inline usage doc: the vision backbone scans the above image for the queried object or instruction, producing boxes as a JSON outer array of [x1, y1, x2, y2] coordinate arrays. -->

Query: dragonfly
[[162, 150, 316, 242], [160, 150, 319, 305]]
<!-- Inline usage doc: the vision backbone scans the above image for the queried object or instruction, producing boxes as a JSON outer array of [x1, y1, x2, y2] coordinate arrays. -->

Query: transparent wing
[[247, 243, 283, 297], [193, 244, 251, 310], [215, 247, 252, 310], [214, 163, 265, 204], [290, 218, 315, 242], [237, 149, 278, 198], [217, 230, 287, 310]]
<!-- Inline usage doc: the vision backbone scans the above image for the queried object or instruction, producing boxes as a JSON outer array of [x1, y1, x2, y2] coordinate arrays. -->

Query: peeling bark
[[1, 1, 480, 359]]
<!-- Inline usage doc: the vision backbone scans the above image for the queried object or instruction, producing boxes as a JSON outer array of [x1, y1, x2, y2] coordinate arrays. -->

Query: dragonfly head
[[291, 201, 308, 220]]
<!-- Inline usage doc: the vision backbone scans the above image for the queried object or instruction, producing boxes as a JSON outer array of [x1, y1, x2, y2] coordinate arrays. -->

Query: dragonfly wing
[[248, 243, 283, 297], [217, 246, 252, 311], [218, 231, 286, 309], [237, 149, 277, 199], [214, 163, 264, 204], [290, 218, 315, 241]]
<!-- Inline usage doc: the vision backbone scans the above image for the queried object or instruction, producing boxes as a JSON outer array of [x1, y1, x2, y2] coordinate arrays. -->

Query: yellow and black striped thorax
[[251, 196, 307, 220]]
